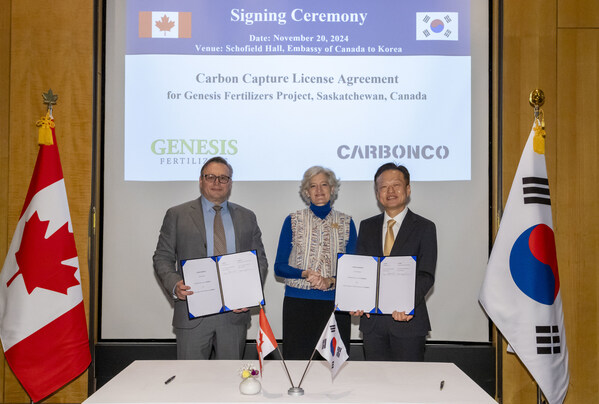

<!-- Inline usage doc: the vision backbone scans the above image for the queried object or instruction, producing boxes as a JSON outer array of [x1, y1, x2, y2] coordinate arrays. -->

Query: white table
[[84, 360, 496, 404]]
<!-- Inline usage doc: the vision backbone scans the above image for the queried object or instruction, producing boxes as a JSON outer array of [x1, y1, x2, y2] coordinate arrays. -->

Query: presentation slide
[[123, 0, 470, 181], [101, 0, 491, 343]]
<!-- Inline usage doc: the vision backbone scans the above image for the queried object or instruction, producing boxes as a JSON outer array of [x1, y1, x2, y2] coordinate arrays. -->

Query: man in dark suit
[[153, 157, 267, 359], [353, 163, 437, 361]]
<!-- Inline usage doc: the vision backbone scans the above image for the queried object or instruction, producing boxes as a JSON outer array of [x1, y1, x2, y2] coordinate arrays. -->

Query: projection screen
[[101, 0, 490, 342]]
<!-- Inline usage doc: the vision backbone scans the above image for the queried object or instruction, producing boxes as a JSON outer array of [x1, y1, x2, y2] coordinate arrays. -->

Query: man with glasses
[[153, 156, 268, 359]]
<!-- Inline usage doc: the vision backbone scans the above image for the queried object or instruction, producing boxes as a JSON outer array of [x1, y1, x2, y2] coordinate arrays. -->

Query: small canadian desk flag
[[256, 307, 277, 376], [0, 115, 91, 402]]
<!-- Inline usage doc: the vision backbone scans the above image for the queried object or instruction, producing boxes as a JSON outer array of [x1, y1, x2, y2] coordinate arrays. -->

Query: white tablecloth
[[84, 360, 496, 404]]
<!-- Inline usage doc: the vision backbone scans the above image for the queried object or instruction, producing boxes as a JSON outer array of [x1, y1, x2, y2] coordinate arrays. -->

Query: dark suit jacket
[[356, 209, 437, 337], [153, 197, 268, 329]]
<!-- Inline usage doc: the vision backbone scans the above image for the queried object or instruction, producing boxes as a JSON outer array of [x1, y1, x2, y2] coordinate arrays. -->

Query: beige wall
[[499, 0, 599, 403], [0, 1, 93, 403], [0, 0, 9, 399], [0, 0, 597, 402]]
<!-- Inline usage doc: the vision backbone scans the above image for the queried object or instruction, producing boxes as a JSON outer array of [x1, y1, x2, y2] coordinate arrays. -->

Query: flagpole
[[296, 345, 318, 390], [537, 386, 544, 404], [292, 305, 340, 395], [530, 90, 547, 404], [258, 304, 298, 394], [289, 335, 320, 396], [275, 344, 300, 393]]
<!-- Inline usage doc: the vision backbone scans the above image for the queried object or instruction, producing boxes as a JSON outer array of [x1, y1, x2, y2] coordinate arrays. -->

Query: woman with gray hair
[[274, 166, 356, 360]]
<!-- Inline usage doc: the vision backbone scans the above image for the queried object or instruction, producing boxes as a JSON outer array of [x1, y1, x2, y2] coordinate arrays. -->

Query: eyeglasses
[[202, 174, 231, 184]]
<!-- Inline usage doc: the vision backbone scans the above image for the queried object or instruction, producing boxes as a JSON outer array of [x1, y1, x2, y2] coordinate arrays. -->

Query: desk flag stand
[[287, 306, 346, 396], [257, 304, 303, 395], [264, 305, 341, 396], [286, 311, 329, 397]]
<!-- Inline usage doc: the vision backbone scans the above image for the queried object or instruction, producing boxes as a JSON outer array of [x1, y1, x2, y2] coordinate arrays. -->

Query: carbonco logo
[[337, 144, 449, 160], [151, 139, 238, 155]]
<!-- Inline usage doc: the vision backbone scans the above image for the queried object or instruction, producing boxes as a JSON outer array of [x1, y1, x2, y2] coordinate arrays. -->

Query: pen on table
[[440, 380, 445, 391], [165, 375, 176, 385]]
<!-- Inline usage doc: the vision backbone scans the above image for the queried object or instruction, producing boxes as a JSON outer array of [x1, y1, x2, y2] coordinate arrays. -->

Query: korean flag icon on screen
[[416, 12, 458, 41]]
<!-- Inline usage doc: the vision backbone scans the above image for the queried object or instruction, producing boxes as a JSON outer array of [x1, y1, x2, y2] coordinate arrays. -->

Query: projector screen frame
[[94, 0, 494, 345]]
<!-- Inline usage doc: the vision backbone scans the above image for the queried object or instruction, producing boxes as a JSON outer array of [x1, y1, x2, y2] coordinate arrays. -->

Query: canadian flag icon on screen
[[139, 11, 191, 38]]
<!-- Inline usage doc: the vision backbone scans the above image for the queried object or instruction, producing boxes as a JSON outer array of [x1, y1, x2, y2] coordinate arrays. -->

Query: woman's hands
[[302, 269, 334, 290]]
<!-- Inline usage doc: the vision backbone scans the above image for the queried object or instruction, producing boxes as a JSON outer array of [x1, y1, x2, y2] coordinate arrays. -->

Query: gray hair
[[299, 166, 340, 205]]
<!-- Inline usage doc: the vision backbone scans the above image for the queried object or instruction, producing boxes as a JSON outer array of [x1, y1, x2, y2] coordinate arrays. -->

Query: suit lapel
[[229, 202, 240, 251], [392, 209, 415, 254], [374, 214, 385, 256], [189, 198, 207, 247]]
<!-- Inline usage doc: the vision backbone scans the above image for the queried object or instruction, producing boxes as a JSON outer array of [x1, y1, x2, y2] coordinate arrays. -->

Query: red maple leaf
[[155, 15, 175, 34], [7, 211, 79, 295]]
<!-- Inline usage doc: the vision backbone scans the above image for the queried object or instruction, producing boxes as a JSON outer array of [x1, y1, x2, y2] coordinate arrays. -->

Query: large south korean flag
[[479, 122, 569, 404]]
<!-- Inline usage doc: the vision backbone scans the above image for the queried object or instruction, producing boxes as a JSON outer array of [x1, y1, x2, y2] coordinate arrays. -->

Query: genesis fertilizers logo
[[151, 139, 238, 155], [509, 224, 560, 305], [151, 138, 238, 166]]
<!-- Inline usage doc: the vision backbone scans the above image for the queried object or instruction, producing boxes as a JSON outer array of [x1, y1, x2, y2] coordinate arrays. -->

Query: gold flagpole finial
[[529, 89, 546, 154], [529, 89, 545, 128], [529, 89, 545, 122], [42, 89, 58, 117], [37, 89, 58, 145], [529, 89, 545, 109]]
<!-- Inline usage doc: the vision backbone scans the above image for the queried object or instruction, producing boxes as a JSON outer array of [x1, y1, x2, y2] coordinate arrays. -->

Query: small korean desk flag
[[479, 120, 569, 404], [316, 312, 348, 378], [256, 307, 278, 376]]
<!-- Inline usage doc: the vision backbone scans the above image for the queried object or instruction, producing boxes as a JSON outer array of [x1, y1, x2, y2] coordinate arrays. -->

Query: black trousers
[[361, 317, 426, 361], [282, 296, 351, 360]]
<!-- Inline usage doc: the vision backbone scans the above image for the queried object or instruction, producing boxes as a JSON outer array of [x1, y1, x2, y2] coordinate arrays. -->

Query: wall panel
[[500, 0, 599, 403], [2, 0, 93, 403], [558, 0, 599, 28], [501, 1, 557, 401], [556, 29, 599, 402], [0, 0, 11, 399]]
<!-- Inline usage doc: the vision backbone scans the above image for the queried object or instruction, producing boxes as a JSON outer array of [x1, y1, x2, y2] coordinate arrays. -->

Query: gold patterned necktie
[[213, 205, 227, 256], [383, 219, 396, 256]]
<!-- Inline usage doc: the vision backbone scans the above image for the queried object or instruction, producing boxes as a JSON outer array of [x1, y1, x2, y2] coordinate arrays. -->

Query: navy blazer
[[356, 209, 437, 337]]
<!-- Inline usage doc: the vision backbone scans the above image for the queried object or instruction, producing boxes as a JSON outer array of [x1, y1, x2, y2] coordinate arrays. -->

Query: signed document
[[181, 250, 263, 318], [335, 254, 416, 315], [334, 254, 379, 313]]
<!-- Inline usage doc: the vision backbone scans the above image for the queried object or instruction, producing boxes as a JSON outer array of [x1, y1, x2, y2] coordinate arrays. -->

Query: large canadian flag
[[479, 121, 569, 404], [0, 119, 91, 402]]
